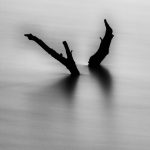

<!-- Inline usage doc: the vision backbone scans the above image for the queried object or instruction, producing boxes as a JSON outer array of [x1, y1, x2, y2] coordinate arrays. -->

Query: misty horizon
[[0, 0, 150, 149]]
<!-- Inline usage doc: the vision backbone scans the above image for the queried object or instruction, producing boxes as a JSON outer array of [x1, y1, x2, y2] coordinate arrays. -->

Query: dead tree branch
[[24, 34, 80, 76], [88, 19, 114, 68]]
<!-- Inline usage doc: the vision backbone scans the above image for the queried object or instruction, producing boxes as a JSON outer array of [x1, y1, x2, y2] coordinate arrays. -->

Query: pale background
[[0, 0, 150, 149]]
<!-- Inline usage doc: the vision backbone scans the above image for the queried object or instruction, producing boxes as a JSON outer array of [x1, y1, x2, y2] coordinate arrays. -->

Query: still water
[[1, 0, 150, 149], [0, 63, 150, 150]]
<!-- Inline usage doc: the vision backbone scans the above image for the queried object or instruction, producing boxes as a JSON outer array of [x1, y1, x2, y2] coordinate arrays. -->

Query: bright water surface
[[0, 0, 150, 149]]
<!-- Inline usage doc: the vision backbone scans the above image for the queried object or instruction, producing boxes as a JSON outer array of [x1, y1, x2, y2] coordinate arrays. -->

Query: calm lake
[[0, 0, 150, 149]]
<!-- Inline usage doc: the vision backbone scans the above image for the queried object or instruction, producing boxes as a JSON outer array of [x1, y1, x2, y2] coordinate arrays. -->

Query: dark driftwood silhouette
[[88, 19, 114, 68], [24, 34, 80, 76]]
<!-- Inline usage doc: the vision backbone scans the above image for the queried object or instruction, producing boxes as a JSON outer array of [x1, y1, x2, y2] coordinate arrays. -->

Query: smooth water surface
[[0, 0, 150, 149]]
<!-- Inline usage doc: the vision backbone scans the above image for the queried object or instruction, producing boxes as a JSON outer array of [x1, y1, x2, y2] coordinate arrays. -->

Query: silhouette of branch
[[24, 34, 80, 76], [88, 19, 114, 68]]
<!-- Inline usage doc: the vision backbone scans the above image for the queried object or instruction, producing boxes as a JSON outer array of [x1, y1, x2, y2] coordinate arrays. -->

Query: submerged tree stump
[[88, 19, 114, 68], [24, 34, 80, 76]]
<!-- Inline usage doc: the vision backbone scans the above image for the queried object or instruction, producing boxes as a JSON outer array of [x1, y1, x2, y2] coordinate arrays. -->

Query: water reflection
[[28, 74, 79, 108], [24, 68, 116, 150], [89, 65, 113, 108], [49, 75, 79, 100], [89, 65, 113, 95]]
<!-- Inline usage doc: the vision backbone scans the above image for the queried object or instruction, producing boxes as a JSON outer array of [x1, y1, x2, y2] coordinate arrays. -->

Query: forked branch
[[24, 34, 80, 76]]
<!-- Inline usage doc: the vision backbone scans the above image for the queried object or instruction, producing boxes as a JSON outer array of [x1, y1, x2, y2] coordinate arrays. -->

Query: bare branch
[[88, 19, 114, 68], [24, 34, 80, 76]]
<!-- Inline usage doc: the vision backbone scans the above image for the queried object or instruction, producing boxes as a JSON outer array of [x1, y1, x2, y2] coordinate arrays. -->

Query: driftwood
[[24, 34, 80, 76], [88, 19, 114, 68]]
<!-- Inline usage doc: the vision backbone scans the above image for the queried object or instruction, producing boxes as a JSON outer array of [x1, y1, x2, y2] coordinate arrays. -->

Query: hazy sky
[[1, 0, 150, 69]]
